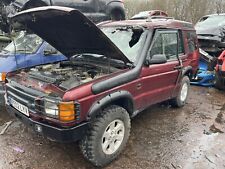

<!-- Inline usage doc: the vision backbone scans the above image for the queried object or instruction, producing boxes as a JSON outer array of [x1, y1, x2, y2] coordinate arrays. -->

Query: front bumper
[[6, 104, 89, 143]]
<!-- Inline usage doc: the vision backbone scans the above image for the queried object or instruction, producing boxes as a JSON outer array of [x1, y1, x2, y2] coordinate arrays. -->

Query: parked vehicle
[[0, 31, 66, 104], [5, 6, 199, 167], [195, 13, 225, 56], [0, 0, 125, 32], [131, 10, 168, 20], [190, 49, 215, 87]]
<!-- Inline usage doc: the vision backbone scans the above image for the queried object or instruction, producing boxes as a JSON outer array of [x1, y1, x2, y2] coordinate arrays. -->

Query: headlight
[[44, 100, 76, 122], [0, 72, 6, 82], [44, 100, 59, 118]]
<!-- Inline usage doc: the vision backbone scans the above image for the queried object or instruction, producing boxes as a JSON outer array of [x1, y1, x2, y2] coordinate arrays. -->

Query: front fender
[[87, 90, 134, 120]]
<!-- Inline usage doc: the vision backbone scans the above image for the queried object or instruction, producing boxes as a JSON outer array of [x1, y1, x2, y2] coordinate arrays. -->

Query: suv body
[[0, 0, 125, 32], [0, 32, 66, 104], [5, 7, 199, 167]]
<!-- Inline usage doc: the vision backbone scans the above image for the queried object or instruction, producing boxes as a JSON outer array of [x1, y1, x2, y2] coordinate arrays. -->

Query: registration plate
[[9, 98, 29, 117]]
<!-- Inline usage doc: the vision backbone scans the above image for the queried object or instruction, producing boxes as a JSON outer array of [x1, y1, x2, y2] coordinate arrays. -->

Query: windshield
[[101, 27, 145, 63], [4, 31, 43, 54], [196, 15, 225, 29]]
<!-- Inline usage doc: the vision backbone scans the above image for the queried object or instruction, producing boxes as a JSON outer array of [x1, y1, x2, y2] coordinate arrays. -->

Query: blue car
[[0, 31, 67, 103], [191, 49, 215, 87]]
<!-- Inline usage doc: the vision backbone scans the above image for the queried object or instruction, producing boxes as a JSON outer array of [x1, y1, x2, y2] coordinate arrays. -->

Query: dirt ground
[[0, 86, 225, 169]]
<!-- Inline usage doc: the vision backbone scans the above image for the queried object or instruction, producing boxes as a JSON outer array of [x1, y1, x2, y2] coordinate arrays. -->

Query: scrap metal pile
[[191, 14, 225, 90]]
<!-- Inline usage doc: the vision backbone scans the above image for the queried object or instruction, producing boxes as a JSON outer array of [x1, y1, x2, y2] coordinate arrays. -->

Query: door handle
[[174, 65, 183, 70], [136, 83, 142, 90]]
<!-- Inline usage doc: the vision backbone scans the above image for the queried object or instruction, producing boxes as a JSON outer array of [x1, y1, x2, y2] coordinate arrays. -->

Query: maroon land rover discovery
[[5, 6, 199, 167]]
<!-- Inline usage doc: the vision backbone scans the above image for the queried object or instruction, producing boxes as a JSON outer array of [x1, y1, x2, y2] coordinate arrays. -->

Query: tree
[[124, 0, 224, 23]]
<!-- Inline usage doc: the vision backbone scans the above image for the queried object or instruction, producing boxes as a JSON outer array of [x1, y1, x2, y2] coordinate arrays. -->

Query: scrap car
[[131, 10, 168, 20], [0, 0, 125, 32], [192, 13, 225, 89], [195, 13, 225, 56], [190, 49, 215, 87], [5, 6, 199, 167], [0, 31, 66, 104]]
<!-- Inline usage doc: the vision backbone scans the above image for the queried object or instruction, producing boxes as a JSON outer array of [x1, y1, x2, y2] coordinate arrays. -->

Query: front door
[[140, 29, 183, 108]]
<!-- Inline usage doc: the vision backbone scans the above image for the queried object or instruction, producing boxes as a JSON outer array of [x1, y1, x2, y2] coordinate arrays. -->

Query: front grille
[[6, 82, 45, 114]]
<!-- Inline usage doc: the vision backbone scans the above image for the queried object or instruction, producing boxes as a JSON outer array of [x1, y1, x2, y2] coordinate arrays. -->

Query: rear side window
[[187, 31, 198, 53]]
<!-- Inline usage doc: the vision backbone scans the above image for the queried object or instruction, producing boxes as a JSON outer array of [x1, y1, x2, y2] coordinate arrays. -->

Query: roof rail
[[147, 16, 174, 22]]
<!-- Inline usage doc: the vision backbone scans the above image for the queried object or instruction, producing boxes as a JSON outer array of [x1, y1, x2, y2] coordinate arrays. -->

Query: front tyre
[[171, 76, 190, 107], [80, 105, 131, 167]]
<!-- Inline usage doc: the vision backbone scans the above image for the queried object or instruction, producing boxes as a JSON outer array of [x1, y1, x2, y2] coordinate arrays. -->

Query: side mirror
[[149, 54, 167, 64], [44, 48, 58, 56], [144, 59, 151, 66]]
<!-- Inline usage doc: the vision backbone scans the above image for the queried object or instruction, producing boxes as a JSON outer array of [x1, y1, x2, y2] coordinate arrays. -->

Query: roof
[[100, 18, 195, 31], [203, 13, 225, 17]]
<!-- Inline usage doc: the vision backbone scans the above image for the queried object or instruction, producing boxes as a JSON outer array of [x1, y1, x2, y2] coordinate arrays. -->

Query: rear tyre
[[79, 105, 130, 167], [170, 76, 190, 108], [215, 72, 225, 90]]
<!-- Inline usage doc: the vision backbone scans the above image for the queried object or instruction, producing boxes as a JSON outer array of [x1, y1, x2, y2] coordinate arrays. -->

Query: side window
[[187, 31, 198, 53], [150, 31, 178, 61], [178, 31, 185, 55], [150, 33, 163, 57]]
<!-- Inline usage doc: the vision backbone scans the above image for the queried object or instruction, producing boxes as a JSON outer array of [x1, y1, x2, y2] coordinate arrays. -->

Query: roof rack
[[147, 16, 174, 22]]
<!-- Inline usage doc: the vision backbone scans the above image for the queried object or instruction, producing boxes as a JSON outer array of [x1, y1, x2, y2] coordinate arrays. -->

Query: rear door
[[140, 29, 182, 108]]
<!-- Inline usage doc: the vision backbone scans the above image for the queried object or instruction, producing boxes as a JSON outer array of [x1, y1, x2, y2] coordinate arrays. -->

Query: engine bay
[[27, 60, 119, 90]]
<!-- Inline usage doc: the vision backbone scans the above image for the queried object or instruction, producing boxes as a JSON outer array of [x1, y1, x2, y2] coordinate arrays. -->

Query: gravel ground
[[0, 86, 225, 169]]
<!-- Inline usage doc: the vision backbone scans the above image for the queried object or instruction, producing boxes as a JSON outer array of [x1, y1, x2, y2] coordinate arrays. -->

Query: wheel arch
[[87, 90, 134, 120], [182, 66, 193, 79]]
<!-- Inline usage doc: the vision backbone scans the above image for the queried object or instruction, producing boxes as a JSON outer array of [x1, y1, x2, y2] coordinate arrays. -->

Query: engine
[[27, 61, 114, 90]]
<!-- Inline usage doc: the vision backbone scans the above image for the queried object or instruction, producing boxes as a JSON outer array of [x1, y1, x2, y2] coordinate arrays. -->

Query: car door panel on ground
[[140, 29, 182, 108]]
